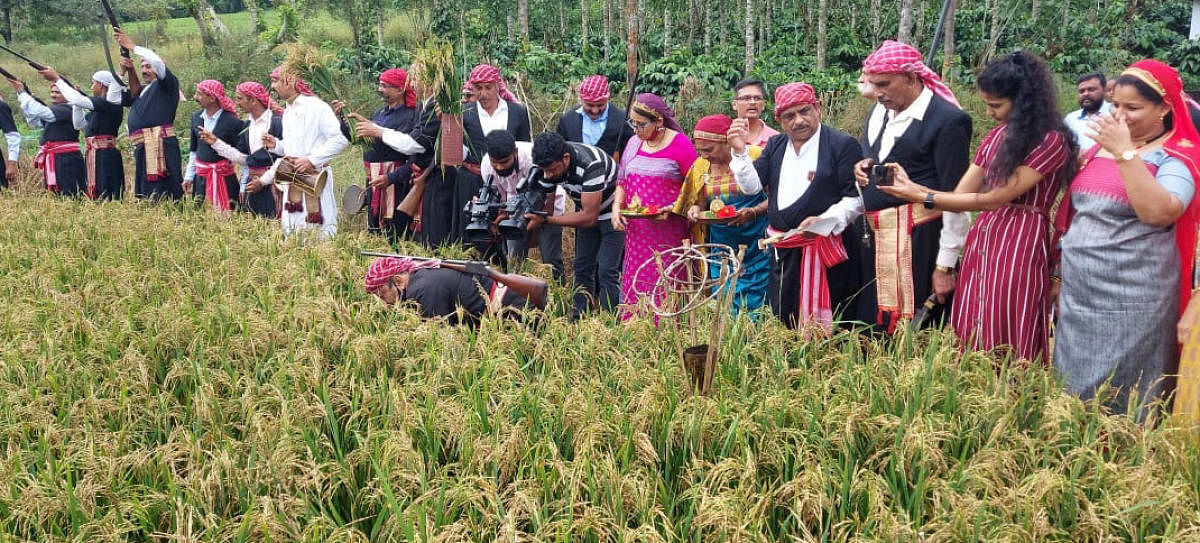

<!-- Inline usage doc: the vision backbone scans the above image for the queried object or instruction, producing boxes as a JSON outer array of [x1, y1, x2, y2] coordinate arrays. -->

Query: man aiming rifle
[[363, 252, 548, 327]]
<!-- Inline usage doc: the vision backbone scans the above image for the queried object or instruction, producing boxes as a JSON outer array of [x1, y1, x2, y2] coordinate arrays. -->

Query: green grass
[[0, 193, 1199, 540]]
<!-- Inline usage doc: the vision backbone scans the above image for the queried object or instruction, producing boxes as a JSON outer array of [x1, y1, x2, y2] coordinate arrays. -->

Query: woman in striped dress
[[878, 51, 1077, 363]]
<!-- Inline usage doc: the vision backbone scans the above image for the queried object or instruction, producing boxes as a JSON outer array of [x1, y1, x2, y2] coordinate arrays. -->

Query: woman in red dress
[[878, 50, 1078, 362]]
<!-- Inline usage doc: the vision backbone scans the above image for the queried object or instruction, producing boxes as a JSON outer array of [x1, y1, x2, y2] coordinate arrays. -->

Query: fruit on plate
[[622, 195, 658, 215], [705, 198, 738, 219]]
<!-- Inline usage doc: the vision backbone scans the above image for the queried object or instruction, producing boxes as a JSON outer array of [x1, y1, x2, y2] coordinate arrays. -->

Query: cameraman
[[481, 131, 566, 280], [525, 132, 622, 319]]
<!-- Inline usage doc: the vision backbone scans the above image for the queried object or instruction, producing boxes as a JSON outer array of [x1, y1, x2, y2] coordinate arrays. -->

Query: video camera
[[498, 174, 548, 240], [463, 176, 505, 245]]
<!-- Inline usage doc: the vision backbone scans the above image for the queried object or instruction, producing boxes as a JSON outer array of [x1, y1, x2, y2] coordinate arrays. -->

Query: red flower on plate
[[716, 205, 737, 218]]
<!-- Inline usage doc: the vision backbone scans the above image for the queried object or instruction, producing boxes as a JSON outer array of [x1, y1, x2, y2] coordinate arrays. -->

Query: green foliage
[[1168, 40, 1200, 92], [330, 43, 411, 78]]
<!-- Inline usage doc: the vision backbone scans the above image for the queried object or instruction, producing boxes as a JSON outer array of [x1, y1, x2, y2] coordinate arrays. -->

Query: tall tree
[[0, 0, 13, 44], [626, 0, 638, 88], [375, 0, 384, 46], [603, 0, 612, 59], [870, 0, 881, 44], [898, 0, 914, 43], [941, 0, 956, 82], [581, 0, 589, 49], [247, 0, 261, 34], [187, 0, 232, 55], [744, 0, 754, 73], [518, 0, 529, 43], [703, 0, 712, 54], [816, 0, 827, 68], [664, 6, 672, 50]]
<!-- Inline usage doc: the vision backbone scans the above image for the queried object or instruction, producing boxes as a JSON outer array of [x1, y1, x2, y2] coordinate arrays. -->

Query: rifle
[[0, 44, 81, 93], [98, 0, 131, 61], [360, 251, 549, 309], [95, 13, 127, 88], [0, 64, 45, 107]]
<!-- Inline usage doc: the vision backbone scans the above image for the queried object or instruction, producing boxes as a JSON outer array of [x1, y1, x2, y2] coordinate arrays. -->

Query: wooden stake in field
[[637, 242, 745, 395]]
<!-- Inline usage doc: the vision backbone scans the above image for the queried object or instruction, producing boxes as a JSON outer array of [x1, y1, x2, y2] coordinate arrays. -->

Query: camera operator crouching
[[481, 131, 567, 281], [524, 132, 623, 320]]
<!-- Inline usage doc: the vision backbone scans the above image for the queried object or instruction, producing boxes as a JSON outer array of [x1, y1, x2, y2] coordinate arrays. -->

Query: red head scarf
[[468, 64, 519, 103], [773, 82, 819, 119], [270, 65, 314, 97], [364, 257, 442, 293], [1123, 59, 1200, 313], [578, 75, 610, 102], [378, 68, 417, 109], [196, 79, 237, 114], [235, 81, 283, 115], [693, 114, 732, 142], [862, 40, 960, 109]]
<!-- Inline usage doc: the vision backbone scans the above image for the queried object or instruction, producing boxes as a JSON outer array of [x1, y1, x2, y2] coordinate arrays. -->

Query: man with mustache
[[334, 68, 422, 243], [481, 130, 567, 280], [1063, 72, 1111, 151], [10, 73, 85, 195], [114, 29, 184, 200], [731, 78, 779, 147]]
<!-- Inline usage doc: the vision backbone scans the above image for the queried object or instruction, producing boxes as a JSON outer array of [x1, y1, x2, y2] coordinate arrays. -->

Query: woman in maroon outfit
[[878, 50, 1078, 362]]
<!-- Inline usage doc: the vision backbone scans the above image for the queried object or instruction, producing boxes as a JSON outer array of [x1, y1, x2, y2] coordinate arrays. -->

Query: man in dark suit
[[185, 80, 243, 212], [456, 64, 532, 242], [727, 82, 865, 330], [853, 40, 972, 332], [555, 75, 630, 160]]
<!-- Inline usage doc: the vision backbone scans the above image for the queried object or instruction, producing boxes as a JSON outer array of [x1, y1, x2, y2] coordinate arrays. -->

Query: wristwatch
[[923, 192, 936, 209], [935, 265, 956, 274], [1116, 149, 1138, 163]]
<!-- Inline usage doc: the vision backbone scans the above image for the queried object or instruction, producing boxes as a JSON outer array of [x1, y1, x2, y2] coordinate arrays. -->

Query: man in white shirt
[[727, 82, 865, 329], [1063, 72, 1111, 152], [481, 130, 567, 280], [853, 40, 972, 331], [260, 65, 349, 240]]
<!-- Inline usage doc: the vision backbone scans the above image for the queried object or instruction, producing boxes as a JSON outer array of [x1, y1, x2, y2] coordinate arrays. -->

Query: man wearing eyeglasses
[[556, 75, 631, 161], [732, 79, 779, 147]]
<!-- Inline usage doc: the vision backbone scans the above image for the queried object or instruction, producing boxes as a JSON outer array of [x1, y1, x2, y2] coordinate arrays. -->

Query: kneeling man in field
[[364, 256, 546, 327]]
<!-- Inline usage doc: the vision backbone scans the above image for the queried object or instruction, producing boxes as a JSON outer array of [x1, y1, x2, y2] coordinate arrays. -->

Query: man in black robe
[[185, 80, 242, 212], [115, 29, 183, 200], [854, 40, 973, 332], [728, 82, 865, 330], [337, 68, 420, 243], [11, 77, 85, 195], [364, 256, 539, 327], [0, 87, 21, 191], [52, 68, 125, 200], [201, 81, 282, 218]]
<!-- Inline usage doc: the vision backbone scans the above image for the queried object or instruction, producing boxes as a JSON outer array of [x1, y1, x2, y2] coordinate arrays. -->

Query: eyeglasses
[[734, 95, 765, 103], [627, 119, 652, 131]]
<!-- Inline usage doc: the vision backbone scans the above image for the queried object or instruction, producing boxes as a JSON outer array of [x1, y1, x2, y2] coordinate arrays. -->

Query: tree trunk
[[189, 0, 232, 55], [898, 0, 914, 43], [375, 0, 384, 46], [744, 0, 754, 73], [626, 0, 639, 89], [247, 0, 260, 33], [982, 0, 1001, 65], [871, 0, 881, 44], [603, 0, 612, 59], [664, 7, 672, 51], [704, 0, 712, 54], [1031, 0, 1039, 21], [941, 0, 956, 83], [915, 0, 927, 48], [518, 0, 530, 43], [0, 0, 12, 44], [719, 6, 728, 47], [687, 0, 697, 47], [581, 0, 589, 49], [816, 0, 827, 69], [507, 13, 514, 42], [559, 1, 567, 42]]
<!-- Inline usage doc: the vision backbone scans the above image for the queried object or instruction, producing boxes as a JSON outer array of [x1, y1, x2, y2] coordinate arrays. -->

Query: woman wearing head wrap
[[45, 68, 126, 200], [610, 93, 698, 317], [1053, 59, 1200, 420], [185, 79, 243, 213], [10, 71, 86, 196], [672, 114, 769, 313], [878, 51, 1078, 364]]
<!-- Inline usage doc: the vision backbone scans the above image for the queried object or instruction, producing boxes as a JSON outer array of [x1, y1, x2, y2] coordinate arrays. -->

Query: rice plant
[[1, 193, 1200, 541]]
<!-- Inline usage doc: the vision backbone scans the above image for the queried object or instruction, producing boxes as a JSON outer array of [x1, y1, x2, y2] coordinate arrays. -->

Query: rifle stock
[[359, 251, 549, 310]]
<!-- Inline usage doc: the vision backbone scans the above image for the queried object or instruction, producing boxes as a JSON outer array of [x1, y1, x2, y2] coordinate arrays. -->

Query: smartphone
[[872, 163, 895, 186]]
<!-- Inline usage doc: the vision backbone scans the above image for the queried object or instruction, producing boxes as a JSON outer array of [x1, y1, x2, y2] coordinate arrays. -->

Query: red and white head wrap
[[236, 81, 283, 115], [578, 75, 610, 102], [468, 64, 519, 103], [196, 79, 237, 114], [364, 257, 442, 293], [862, 40, 960, 109], [693, 114, 732, 142], [378, 68, 417, 109], [270, 65, 314, 97], [773, 82, 819, 119]]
